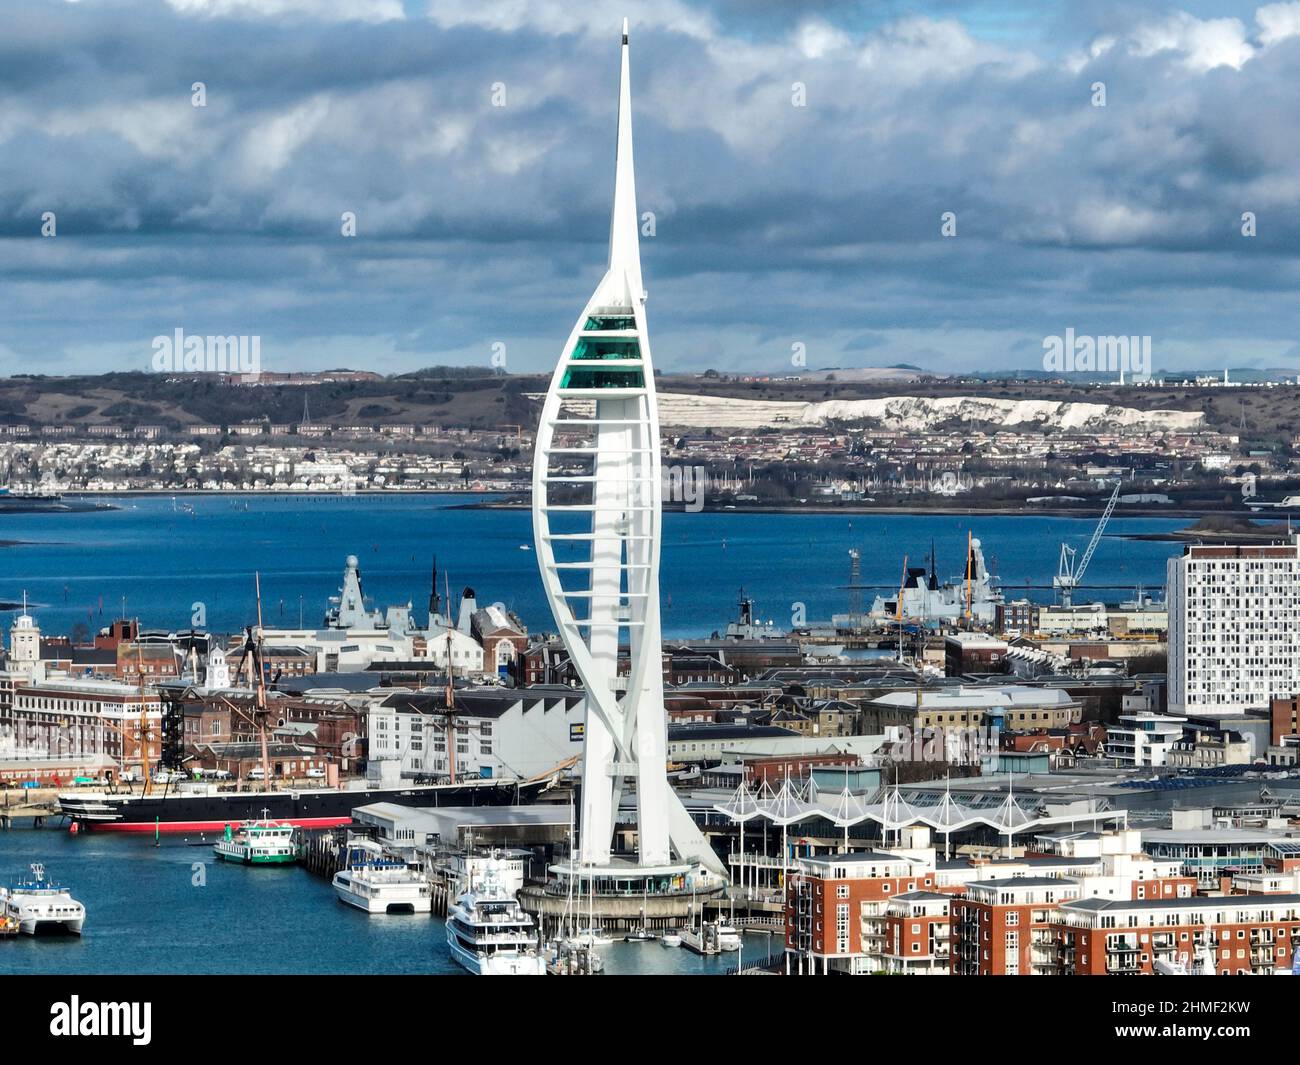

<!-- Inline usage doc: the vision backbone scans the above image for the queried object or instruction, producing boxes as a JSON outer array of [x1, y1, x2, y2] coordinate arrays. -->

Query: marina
[[0, 827, 737, 975]]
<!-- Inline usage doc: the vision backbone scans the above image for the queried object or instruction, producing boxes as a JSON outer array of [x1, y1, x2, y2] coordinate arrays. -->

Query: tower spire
[[605, 17, 643, 304], [530, 23, 722, 879]]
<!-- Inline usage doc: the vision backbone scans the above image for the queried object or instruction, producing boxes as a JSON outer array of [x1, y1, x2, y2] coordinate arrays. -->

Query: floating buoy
[[69, 822, 79, 835]]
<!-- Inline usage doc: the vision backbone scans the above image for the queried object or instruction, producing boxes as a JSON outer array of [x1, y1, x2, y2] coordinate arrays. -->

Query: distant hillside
[[0, 370, 545, 432], [0, 369, 1294, 450]]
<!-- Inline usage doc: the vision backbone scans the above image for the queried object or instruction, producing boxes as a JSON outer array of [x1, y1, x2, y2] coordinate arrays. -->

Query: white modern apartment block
[[1168, 538, 1300, 714], [1106, 712, 1187, 768]]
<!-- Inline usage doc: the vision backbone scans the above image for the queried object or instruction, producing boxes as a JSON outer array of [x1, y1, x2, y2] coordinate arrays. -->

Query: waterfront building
[[1167, 537, 1300, 714], [530, 23, 721, 876], [1054, 895, 1300, 975], [5, 674, 161, 776], [883, 892, 954, 975], [780, 823, 1214, 975], [953, 877, 1082, 975], [1142, 827, 1288, 886], [0, 607, 47, 721], [367, 686, 583, 781], [786, 833, 942, 975]]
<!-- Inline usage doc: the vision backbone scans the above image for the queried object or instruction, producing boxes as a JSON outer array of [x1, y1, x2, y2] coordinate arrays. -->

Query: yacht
[[570, 926, 614, 948], [445, 858, 545, 975], [333, 840, 433, 914], [1, 864, 85, 935], [660, 929, 682, 948], [682, 919, 737, 955], [213, 813, 298, 864]]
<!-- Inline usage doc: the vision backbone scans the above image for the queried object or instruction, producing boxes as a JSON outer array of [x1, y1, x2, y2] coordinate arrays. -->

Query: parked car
[[305, 768, 326, 779]]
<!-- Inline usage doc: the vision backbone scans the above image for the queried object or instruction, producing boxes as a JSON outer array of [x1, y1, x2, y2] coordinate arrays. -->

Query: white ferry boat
[[212, 813, 298, 864], [1, 864, 85, 935], [333, 840, 433, 914], [445, 858, 545, 975]]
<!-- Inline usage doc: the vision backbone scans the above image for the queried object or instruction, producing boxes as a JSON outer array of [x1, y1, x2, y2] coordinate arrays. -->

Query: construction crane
[[1054, 482, 1122, 608]]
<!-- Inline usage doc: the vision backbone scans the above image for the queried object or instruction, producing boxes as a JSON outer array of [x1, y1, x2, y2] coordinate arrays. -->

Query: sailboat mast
[[136, 626, 152, 796], [254, 572, 271, 793], [443, 572, 457, 785]]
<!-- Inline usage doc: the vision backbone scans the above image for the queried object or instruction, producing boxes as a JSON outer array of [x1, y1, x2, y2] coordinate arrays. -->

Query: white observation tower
[[532, 21, 725, 882]]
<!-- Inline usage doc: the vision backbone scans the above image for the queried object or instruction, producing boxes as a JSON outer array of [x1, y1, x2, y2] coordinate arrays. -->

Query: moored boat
[[212, 813, 298, 864], [332, 840, 432, 914], [1, 864, 85, 935], [58, 773, 556, 834], [445, 858, 545, 975]]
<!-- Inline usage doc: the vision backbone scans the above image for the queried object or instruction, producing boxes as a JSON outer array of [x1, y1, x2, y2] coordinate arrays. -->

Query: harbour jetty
[[301, 827, 453, 916], [1, 788, 60, 829]]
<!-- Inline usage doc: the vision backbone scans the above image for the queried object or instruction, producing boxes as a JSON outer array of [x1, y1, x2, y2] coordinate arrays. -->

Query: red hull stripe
[[88, 816, 354, 833]]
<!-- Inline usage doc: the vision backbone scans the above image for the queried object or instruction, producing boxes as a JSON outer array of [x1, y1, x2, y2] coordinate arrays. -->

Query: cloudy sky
[[1, 0, 1299, 377]]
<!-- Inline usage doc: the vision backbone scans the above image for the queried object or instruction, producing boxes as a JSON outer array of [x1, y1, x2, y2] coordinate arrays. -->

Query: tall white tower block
[[532, 22, 723, 877]]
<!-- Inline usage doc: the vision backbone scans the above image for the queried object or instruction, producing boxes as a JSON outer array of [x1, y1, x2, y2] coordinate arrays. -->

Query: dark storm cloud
[[0, 0, 1298, 375]]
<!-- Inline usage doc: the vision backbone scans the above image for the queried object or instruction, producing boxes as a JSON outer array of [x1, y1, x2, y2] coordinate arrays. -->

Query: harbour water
[[2, 493, 1187, 639], [0, 826, 735, 975]]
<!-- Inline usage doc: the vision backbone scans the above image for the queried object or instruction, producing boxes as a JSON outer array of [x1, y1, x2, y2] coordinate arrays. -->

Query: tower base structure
[[520, 858, 727, 939]]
